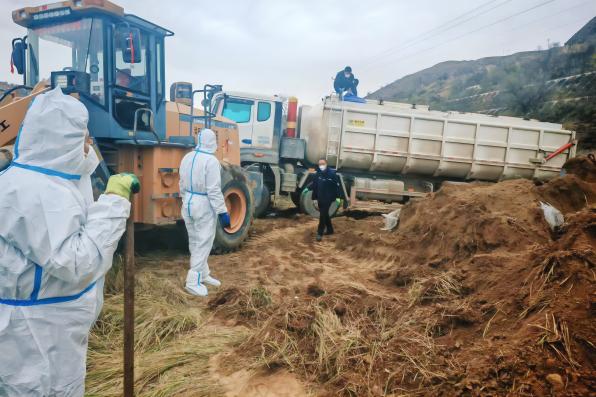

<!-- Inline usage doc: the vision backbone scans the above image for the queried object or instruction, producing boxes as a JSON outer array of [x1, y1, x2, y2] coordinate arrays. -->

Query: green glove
[[335, 198, 342, 206], [105, 173, 140, 200]]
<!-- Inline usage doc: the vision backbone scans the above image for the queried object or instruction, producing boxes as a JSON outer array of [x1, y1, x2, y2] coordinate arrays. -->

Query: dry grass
[[86, 257, 248, 396], [407, 272, 464, 308], [219, 285, 449, 396], [530, 312, 579, 368], [520, 255, 562, 319], [87, 330, 246, 397], [207, 286, 273, 320]]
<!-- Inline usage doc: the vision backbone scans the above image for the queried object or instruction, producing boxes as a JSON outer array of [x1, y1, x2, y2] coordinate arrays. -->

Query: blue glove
[[219, 212, 231, 228]]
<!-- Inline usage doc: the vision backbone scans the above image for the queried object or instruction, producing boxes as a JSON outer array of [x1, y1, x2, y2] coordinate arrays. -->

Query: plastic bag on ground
[[381, 208, 401, 231], [540, 201, 564, 231]]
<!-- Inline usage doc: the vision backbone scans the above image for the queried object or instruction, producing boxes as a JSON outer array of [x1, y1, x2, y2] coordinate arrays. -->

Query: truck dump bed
[[300, 97, 575, 181]]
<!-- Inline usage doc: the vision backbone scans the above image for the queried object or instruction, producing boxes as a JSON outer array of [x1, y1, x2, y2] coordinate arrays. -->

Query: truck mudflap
[[242, 164, 266, 217]]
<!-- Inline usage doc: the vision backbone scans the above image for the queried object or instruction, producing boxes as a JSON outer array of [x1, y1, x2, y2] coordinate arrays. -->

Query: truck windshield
[[222, 98, 253, 123], [27, 18, 106, 105]]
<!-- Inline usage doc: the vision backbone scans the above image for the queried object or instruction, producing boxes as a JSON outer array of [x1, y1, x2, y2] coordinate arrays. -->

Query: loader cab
[[212, 91, 283, 164], [11, 0, 173, 143]]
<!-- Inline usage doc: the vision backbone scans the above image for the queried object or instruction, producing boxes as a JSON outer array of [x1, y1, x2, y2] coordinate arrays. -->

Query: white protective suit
[[0, 87, 131, 397], [179, 129, 227, 294]]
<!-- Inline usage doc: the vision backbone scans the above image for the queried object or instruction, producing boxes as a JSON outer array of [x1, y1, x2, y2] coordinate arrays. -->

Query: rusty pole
[[123, 207, 135, 397]]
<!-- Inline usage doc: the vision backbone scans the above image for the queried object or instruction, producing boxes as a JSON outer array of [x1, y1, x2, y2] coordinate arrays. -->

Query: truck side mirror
[[11, 38, 26, 75], [115, 27, 141, 64]]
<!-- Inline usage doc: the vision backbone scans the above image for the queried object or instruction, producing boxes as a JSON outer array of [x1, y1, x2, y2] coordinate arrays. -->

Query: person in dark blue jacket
[[311, 158, 344, 241], [334, 66, 359, 97]]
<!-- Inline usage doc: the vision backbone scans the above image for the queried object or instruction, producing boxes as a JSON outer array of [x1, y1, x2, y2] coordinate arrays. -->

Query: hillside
[[368, 17, 596, 151]]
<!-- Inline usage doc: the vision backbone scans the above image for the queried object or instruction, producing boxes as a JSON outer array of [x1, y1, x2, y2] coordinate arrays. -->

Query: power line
[[493, 1, 593, 51], [371, 0, 559, 72], [360, 0, 513, 71]]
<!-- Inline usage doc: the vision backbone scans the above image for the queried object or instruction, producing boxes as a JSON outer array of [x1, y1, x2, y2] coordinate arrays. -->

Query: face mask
[[80, 147, 100, 176], [319, 165, 327, 171]]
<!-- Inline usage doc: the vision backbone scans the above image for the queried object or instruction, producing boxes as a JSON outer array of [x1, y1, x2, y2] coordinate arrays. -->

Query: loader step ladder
[[326, 93, 344, 168]]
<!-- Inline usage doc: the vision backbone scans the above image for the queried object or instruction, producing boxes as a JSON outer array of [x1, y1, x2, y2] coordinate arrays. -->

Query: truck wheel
[[213, 166, 254, 254], [299, 189, 339, 218], [253, 184, 271, 218]]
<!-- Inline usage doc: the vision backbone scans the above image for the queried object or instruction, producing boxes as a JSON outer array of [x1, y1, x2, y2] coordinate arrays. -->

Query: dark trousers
[[317, 201, 334, 236]]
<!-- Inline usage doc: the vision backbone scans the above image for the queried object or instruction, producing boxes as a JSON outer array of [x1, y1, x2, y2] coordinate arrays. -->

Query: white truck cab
[[210, 90, 308, 217], [212, 91, 283, 160]]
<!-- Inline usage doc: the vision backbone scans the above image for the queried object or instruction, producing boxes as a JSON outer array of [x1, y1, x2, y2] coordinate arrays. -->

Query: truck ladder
[[326, 93, 344, 168]]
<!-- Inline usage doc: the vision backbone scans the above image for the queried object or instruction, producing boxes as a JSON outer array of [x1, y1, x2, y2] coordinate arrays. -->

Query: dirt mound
[[210, 169, 596, 396], [563, 153, 596, 182]]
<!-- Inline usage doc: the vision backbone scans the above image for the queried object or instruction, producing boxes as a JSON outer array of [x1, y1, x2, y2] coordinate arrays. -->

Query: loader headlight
[[32, 8, 71, 20], [54, 74, 69, 89], [50, 71, 91, 95]]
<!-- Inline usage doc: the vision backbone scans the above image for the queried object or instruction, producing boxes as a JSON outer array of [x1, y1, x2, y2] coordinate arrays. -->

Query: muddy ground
[[86, 157, 596, 397]]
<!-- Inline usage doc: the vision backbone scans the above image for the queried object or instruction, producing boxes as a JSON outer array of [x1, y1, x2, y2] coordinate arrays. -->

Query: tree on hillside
[[500, 64, 549, 116]]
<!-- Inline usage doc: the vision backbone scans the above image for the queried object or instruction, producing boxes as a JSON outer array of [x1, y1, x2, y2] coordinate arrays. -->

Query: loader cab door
[[112, 28, 152, 132]]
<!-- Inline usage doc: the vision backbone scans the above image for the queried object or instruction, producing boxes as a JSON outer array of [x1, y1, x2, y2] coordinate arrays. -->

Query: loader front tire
[[212, 165, 254, 254]]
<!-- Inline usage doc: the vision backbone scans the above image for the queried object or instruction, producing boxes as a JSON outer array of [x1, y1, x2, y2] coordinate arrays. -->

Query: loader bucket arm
[[0, 82, 49, 147]]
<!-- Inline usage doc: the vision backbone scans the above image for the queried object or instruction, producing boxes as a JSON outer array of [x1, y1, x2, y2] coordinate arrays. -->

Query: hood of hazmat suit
[[0, 87, 131, 396], [179, 129, 228, 293]]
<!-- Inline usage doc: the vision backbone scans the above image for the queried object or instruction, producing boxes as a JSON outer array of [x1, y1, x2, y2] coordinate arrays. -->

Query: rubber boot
[[185, 270, 208, 297], [203, 275, 221, 287]]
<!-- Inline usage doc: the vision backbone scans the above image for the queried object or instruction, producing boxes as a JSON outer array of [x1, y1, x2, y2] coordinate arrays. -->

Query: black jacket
[[334, 70, 355, 92], [311, 168, 342, 204]]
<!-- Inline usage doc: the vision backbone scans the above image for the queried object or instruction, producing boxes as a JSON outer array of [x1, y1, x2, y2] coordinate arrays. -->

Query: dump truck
[[0, 0, 257, 252], [197, 89, 576, 217]]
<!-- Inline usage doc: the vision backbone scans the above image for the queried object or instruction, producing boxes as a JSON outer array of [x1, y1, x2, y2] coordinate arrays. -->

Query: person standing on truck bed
[[179, 128, 231, 297], [311, 158, 344, 241], [334, 66, 359, 97]]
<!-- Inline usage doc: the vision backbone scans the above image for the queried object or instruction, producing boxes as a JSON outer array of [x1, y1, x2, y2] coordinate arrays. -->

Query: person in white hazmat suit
[[0, 87, 139, 396], [180, 128, 230, 297]]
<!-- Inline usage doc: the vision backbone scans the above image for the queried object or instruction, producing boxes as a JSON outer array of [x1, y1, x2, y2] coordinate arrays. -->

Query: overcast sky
[[1, 0, 595, 104]]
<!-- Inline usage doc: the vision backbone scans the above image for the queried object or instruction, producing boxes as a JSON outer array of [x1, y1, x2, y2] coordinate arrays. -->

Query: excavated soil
[[87, 156, 596, 396], [208, 156, 596, 396]]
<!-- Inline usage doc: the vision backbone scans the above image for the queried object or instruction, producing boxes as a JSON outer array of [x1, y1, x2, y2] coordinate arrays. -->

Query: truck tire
[[253, 184, 271, 218], [212, 165, 254, 254], [299, 189, 339, 218]]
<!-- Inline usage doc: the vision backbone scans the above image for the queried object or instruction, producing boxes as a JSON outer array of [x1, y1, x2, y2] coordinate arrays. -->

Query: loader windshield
[[27, 18, 106, 104]]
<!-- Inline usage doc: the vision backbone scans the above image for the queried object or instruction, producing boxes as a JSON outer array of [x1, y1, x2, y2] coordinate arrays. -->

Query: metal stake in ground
[[123, 210, 135, 397]]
